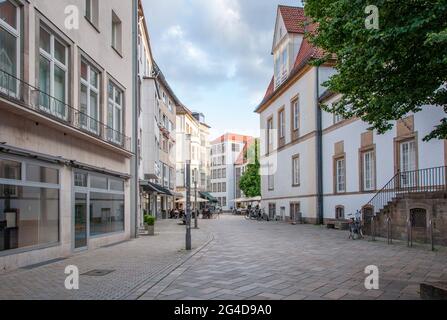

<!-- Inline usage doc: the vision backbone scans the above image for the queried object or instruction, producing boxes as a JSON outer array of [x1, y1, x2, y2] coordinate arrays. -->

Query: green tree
[[305, 0, 447, 140], [239, 139, 261, 198]]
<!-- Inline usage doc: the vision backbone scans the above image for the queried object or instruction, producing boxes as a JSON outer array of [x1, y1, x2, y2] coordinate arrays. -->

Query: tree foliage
[[305, 0, 447, 140], [239, 139, 261, 198]]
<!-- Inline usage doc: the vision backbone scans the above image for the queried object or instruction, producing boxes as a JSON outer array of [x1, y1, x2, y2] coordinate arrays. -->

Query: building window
[[222, 183, 226, 193], [222, 168, 226, 179], [85, 0, 99, 28], [278, 109, 285, 139], [80, 59, 100, 134], [292, 98, 299, 131], [335, 206, 345, 219], [111, 10, 122, 54], [222, 197, 227, 207], [0, 157, 60, 253], [362, 150, 375, 191], [292, 155, 300, 186], [0, 0, 20, 95], [107, 81, 123, 144], [39, 26, 68, 120], [74, 171, 125, 238], [400, 139, 417, 187], [267, 117, 273, 153], [268, 162, 274, 191], [335, 158, 346, 193]]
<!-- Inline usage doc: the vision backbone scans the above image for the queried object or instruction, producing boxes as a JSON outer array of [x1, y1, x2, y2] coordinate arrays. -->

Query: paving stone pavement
[[1, 215, 447, 300], [0, 220, 211, 300], [139, 215, 447, 300]]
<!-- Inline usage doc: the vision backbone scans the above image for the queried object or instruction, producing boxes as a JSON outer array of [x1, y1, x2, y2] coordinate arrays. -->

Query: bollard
[[429, 219, 435, 252], [407, 218, 413, 248], [386, 216, 392, 245], [371, 215, 376, 241]]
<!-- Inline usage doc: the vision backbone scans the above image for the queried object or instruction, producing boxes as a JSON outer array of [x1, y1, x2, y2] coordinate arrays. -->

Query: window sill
[[112, 46, 123, 58], [84, 17, 100, 33]]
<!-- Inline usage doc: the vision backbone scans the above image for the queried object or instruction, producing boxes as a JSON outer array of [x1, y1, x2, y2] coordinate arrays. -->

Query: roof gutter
[[315, 66, 324, 225]]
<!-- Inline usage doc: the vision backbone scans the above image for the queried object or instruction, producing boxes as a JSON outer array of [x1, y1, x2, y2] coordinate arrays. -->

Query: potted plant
[[144, 214, 155, 236]]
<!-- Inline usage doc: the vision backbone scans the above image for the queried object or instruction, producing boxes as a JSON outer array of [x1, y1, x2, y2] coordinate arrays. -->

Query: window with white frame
[[0, 0, 20, 95], [80, 59, 100, 134], [85, 0, 99, 28], [279, 109, 285, 139], [111, 11, 122, 54], [107, 81, 123, 144], [400, 139, 417, 187], [362, 150, 375, 191], [292, 155, 300, 186], [267, 117, 273, 153], [39, 26, 68, 120], [268, 162, 274, 190], [292, 98, 300, 131], [336, 158, 346, 193]]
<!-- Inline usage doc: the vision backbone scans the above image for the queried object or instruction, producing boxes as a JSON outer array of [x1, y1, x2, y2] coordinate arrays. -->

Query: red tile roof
[[278, 5, 307, 34]]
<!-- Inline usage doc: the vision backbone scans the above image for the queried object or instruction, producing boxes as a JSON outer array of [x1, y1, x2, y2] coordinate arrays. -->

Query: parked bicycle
[[348, 210, 364, 240]]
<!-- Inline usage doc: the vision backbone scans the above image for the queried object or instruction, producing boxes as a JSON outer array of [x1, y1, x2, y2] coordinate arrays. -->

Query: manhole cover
[[82, 269, 115, 277]]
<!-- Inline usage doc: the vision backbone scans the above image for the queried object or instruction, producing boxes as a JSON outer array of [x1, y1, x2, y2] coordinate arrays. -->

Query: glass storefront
[[0, 158, 60, 253], [73, 170, 125, 249]]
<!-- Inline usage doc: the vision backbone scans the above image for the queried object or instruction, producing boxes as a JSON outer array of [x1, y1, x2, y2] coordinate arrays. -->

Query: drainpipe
[[130, 0, 139, 239], [315, 66, 324, 225]]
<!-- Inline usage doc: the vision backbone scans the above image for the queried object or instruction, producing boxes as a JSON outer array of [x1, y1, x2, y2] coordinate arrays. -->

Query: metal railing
[[0, 69, 131, 152], [366, 166, 447, 215]]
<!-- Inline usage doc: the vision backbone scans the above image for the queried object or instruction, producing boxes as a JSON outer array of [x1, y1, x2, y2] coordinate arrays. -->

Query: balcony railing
[[366, 166, 447, 215], [0, 69, 131, 152]]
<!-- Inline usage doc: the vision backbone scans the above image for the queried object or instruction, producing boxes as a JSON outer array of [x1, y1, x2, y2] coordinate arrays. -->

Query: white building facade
[[176, 106, 211, 204], [210, 134, 254, 211], [0, 0, 137, 271], [256, 5, 446, 224], [137, 4, 178, 222]]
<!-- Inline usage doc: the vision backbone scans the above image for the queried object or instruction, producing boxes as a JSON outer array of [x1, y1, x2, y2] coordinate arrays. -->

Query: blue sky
[[142, 0, 302, 140]]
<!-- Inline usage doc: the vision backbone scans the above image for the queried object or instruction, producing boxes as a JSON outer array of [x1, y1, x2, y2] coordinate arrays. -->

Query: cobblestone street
[[1, 215, 447, 300]]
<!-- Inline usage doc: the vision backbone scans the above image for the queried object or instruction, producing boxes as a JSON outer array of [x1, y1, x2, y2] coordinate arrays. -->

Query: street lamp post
[[194, 176, 199, 229], [185, 134, 192, 251]]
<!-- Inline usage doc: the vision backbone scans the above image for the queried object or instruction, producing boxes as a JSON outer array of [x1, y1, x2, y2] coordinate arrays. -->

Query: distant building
[[137, 4, 179, 221], [210, 134, 254, 210], [176, 106, 211, 204]]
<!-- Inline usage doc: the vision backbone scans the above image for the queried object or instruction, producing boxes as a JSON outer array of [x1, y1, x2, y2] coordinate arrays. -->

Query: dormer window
[[274, 46, 289, 88]]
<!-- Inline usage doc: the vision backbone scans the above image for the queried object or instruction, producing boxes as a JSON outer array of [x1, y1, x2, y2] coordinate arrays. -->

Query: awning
[[233, 196, 262, 203], [140, 181, 173, 196], [176, 197, 208, 203], [199, 192, 218, 203]]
